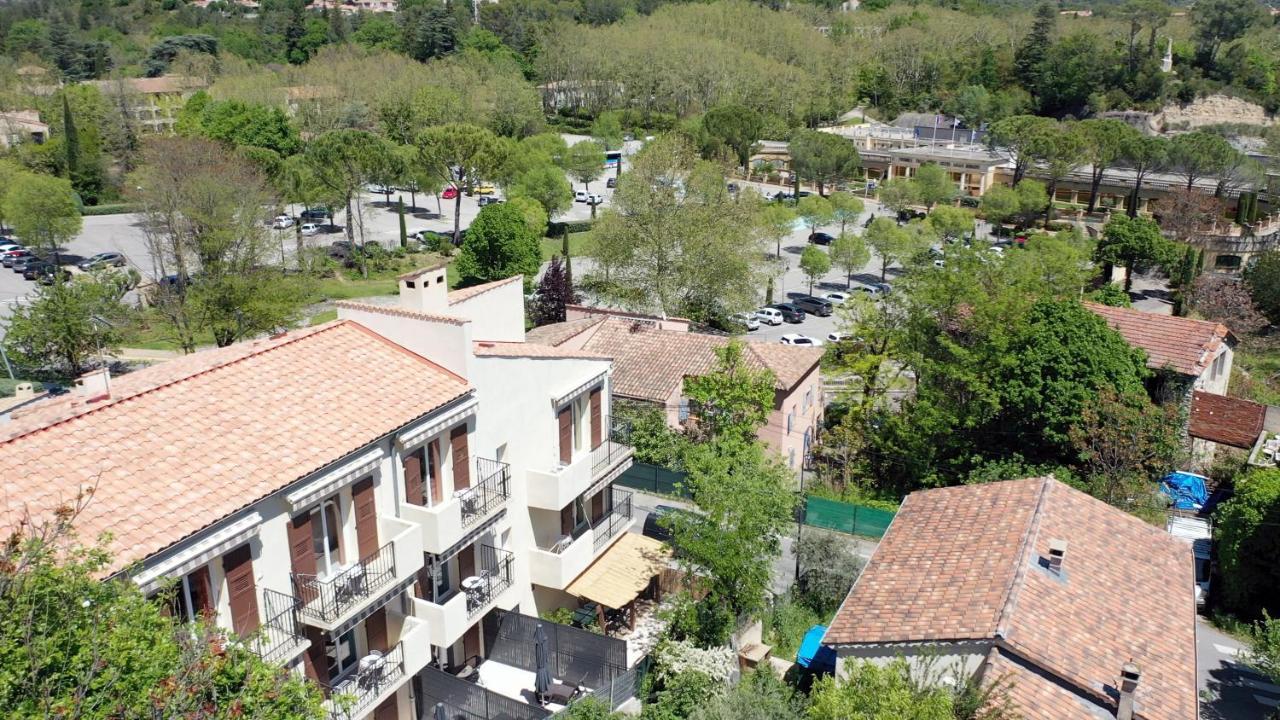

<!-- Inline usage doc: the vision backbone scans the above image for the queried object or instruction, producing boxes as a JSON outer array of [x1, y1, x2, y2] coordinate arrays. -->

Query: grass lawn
[[539, 233, 590, 262]]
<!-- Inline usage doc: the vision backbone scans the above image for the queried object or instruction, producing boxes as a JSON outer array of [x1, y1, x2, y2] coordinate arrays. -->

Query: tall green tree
[[830, 233, 870, 290], [455, 202, 542, 289], [789, 129, 861, 197], [1121, 134, 1168, 218], [1096, 215, 1177, 291], [988, 115, 1056, 184], [1013, 2, 1057, 97], [3, 173, 82, 260], [62, 93, 80, 182], [565, 139, 606, 217], [1190, 0, 1266, 67], [683, 340, 776, 444], [910, 163, 955, 211], [1077, 118, 1139, 213], [1245, 250, 1280, 326], [864, 217, 921, 282], [926, 206, 975, 244], [796, 195, 834, 237], [1215, 468, 1280, 618], [759, 203, 797, 259], [1033, 122, 1085, 225], [702, 104, 763, 170], [808, 659, 953, 720], [2, 274, 128, 380], [302, 130, 397, 277], [799, 245, 832, 294], [827, 192, 865, 236], [1167, 131, 1237, 192], [510, 164, 574, 221], [416, 124, 508, 244]]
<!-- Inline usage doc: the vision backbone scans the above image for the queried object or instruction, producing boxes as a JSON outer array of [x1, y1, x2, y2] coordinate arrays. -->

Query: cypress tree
[[62, 93, 80, 180], [398, 198, 407, 248]]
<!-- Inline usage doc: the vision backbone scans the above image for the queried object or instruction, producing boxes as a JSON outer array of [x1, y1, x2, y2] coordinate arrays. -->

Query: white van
[[755, 307, 784, 326]]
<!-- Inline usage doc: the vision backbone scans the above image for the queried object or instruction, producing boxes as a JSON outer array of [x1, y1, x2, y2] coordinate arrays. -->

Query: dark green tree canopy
[[455, 201, 543, 289]]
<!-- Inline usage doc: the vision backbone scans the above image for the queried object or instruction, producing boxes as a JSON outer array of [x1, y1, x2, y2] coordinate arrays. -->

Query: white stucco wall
[[449, 281, 526, 342], [1193, 345, 1233, 396], [834, 641, 994, 683], [337, 305, 473, 379]]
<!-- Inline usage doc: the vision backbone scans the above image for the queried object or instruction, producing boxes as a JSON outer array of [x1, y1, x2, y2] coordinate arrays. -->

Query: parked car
[[755, 307, 784, 326], [780, 333, 823, 347], [271, 215, 294, 229], [574, 190, 590, 203], [477, 195, 503, 207], [475, 183, 497, 195], [587, 193, 605, 206], [643, 504, 699, 544], [78, 252, 126, 271], [824, 292, 850, 305], [21, 260, 54, 280], [301, 223, 321, 236], [300, 208, 330, 222], [12, 255, 44, 273], [791, 296, 833, 317], [0, 242, 22, 253], [606, 177, 617, 189], [729, 312, 760, 331], [2, 248, 33, 268], [771, 303, 806, 323], [442, 186, 459, 200], [35, 264, 70, 285], [827, 331, 852, 343], [808, 232, 835, 246]]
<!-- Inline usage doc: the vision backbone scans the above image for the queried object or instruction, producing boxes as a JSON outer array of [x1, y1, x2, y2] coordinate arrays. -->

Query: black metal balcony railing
[[592, 488, 634, 552], [253, 588, 308, 664], [466, 545, 514, 618], [591, 416, 633, 478], [326, 642, 406, 720], [293, 542, 397, 625], [459, 458, 511, 528]]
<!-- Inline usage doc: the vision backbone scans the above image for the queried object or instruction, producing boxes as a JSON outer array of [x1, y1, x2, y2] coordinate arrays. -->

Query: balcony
[[528, 490, 635, 590], [400, 457, 511, 555], [293, 517, 423, 630], [467, 545, 515, 618], [412, 545, 516, 648], [527, 417, 634, 511], [324, 642, 405, 720], [250, 589, 310, 664]]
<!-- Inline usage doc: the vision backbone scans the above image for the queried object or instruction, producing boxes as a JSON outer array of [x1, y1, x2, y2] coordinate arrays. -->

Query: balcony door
[[590, 388, 602, 448], [290, 498, 343, 578], [222, 544, 260, 636]]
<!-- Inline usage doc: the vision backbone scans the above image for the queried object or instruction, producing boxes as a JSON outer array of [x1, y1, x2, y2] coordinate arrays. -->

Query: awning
[[565, 533, 672, 609]]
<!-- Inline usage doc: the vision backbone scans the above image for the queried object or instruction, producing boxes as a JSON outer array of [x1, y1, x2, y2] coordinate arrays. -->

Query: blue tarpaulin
[[796, 625, 837, 673], [1161, 472, 1209, 510]]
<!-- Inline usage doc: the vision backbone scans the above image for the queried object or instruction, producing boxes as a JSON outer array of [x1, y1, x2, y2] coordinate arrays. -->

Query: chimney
[[1117, 661, 1140, 720], [1048, 539, 1067, 574], [398, 264, 449, 314], [13, 382, 35, 401], [74, 367, 111, 402]]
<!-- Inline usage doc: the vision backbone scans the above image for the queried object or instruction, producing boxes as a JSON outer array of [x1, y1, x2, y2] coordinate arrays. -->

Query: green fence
[[616, 462, 692, 498], [803, 496, 896, 539]]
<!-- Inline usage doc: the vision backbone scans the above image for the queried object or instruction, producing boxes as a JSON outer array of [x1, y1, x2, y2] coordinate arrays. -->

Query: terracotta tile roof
[[472, 341, 611, 360], [334, 300, 468, 325], [447, 276, 523, 305], [525, 317, 606, 346], [825, 477, 1197, 720], [1085, 303, 1232, 376], [1189, 391, 1264, 449], [528, 318, 822, 402], [0, 321, 470, 573]]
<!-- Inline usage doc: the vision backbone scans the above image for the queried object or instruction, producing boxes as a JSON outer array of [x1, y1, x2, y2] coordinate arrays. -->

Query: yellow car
[[473, 183, 497, 195]]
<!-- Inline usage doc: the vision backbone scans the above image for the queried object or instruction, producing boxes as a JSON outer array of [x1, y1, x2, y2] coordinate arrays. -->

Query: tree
[[179, 95, 301, 157], [143, 34, 217, 77], [1189, 275, 1267, 334], [530, 255, 577, 327], [1013, 2, 1056, 93], [1013, 179, 1050, 228], [511, 164, 574, 225], [455, 202, 542, 289], [1096, 215, 1176, 292], [926, 206, 975, 244], [1245, 250, 1280, 326], [62, 93, 80, 184], [1248, 614, 1280, 684], [302, 130, 397, 278], [702, 104, 763, 170], [864, 217, 916, 281], [1120, 135, 1168, 218], [1033, 123, 1085, 225], [1153, 189, 1223, 244], [400, 1, 458, 61], [789, 129, 861, 196], [565, 139, 606, 193], [559, 697, 625, 720], [759, 203, 797, 260], [689, 669, 803, 720], [876, 180, 919, 216], [799, 245, 832, 294], [979, 184, 1021, 228], [2, 274, 128, 380], [827, 192, 865, 236], [416, 124, 508, 245], [911, 163, 955, 211], [1078, 119, 1140, 213], [683, 341, 776, 444], [1214, 468, 1280, 618], [1069, 388, 1182, 516], [1167, 131, 1236, 192], [588, 135, 766, 320], [988, 115, 1056, 184], [1190, 0, 1266, 67], [795, 533, 864, 616], [0, 512, 325, 719], [3, 173, 82, 261], [830, 233, 870, 289], [809, 659, 953, 720], [796, 195, 834, 238], [591, 111, 625, 151]]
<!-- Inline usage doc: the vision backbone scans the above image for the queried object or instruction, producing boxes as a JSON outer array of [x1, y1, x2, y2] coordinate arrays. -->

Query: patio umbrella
[[434, 702, 447, 720], [534, 623, 553, 702]]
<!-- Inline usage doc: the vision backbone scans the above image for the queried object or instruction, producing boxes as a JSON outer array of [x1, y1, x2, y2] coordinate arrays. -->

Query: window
[[1214, 254, 1242, 270], [326, 629, 359, 680], [787, 410, 794, 435], [678, 399, 690, 422], [572, 495, 589, 535], [310, 499, 343, 575], [804, 388, 812, 412], [434, 558, 451, 600], [166, 567, 212, 623]]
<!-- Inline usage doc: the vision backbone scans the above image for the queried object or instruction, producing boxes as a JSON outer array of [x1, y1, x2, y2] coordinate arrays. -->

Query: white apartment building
[[0, 266, 637, 720]]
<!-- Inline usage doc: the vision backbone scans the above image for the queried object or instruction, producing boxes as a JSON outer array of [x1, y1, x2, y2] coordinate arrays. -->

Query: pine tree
[[1014, 2, 1056, 93]]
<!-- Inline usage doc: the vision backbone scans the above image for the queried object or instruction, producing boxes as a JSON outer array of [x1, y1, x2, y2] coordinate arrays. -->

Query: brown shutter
[[591, 492, 604, 523], [560, 505, 574, 536], [365, 607, 389, 653], [457, 544, 475, 580], [558, 407, 572, 464], [450, 426, 470, 492], [189, 565, 214, 618], [353, 477, 379, 560], [302, 626, 329, 684], [590, 388, 602, 448], [373, 696, 398, 720], [288, 512, 317, 577], [415, 553, 432, 599], [463, 625, 481, 663], [403, 448, 424, 506], [222, 545, 260, 636], [428, 440, 442, 504]]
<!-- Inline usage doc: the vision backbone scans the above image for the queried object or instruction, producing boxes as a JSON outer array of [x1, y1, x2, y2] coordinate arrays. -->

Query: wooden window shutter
[[365, 607, 389, 653], [302, 626, 328, 684], [415, 553, 432, 599], [591, 492, 604, 523], [560, 504, 574, 537], [403, 448, 424, 506], [428, 440, 442, 504], [450, 426, 470, 492], [373, 696, 398, 720], [558, 407, 572, 464], [287, 512, 316, 577], [189, 565, 214, 618], [352, 477, 379, 560], [590, 389, 602, 448], [222, 545, 260, 636], [457, 544, 475, 580]]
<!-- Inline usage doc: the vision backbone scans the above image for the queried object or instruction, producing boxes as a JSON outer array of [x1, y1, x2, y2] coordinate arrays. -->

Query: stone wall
[[1158, 94, 1275, 131]]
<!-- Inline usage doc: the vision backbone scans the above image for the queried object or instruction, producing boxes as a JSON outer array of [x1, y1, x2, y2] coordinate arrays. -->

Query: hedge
[[547, 220, 594, 236], [81, 203, 141, 216]]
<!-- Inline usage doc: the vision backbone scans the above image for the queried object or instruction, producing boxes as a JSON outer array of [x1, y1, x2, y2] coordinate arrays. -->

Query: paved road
[[1198, 619, 1280, 720]]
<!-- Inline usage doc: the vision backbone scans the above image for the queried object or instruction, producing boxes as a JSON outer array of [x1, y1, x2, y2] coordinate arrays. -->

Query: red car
[[442, 186, 459, 200]]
